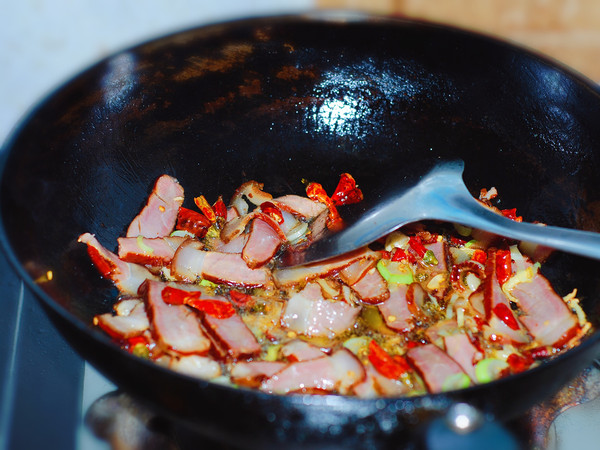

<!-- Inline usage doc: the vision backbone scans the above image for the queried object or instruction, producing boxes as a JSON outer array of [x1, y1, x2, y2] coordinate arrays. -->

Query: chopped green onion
[[136, 235, 154, 254], [199, 279, 217, 288], [131, 343, 150, 359], [377, 260, 414, 285], [453, 223, 472, 237], [441, 372, 471, 391], [343, 336, 372, 356], [422, 250, 439, 266], [475, 358, 509, 383], [264, 344, 281, 361]]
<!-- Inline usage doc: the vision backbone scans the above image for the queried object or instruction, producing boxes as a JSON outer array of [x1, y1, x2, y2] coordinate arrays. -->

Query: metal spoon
[[279, 159, 600, 267]]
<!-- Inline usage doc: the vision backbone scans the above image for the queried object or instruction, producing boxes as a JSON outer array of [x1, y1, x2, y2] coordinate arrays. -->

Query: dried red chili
[[306, 182, 341, 227], [176, 207, 211, 237], [368, 340, 411, 379], [260, 201, 284, 224], [186, 298, 236, 319], [495, 249, 512, 285], [492, 303, 520, 330], [331, 173, 363, 206], [194, 195, 216, 223], [408, 236, 427, 258]]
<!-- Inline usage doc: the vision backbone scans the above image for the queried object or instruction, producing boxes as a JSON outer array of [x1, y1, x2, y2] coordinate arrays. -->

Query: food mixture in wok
[[78, 173, 590, 397]]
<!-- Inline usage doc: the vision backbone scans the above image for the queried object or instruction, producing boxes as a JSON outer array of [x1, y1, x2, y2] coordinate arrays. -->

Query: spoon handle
[[442, 190, 600, 261]]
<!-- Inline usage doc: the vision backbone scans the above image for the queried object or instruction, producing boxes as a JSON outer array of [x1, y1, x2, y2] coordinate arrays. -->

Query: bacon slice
[[94, 299, 150, 339], [424, 241, 448, 273], [406, 344, 467, 393], [271, 195, 327, 219], [444, 333, 481, 381], [242, 217, 283, 268], [281, 283, 360, 338], [348, 267, 389, 304], [126, 175, 184, 238], [511, 273, 578, 346], [378, 284, 414, 332], [201, 308, 261, 359], [230, 181, 273, 216], [483, 249, 531, 343], [214, 234, 248, 253], [117, 236, 186, 266], [339, 259, 377, 285], [140, 280, 211, 355], [169, 355, 222, 379], [261, 348, 365, 395], [171, 240, 270, 287], [273, 248, 380, 287], [281, 339, 327, 362], [230, 361, 288, 388], [353, 365, 411, 398], [78, 233, 158, 295]]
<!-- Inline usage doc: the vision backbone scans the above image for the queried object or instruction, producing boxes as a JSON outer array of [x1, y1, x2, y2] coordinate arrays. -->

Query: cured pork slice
[[230, 361, 288, 388], [273, 248, 379, 287], [171, 240, 270, 287], [281, 283, 360, 338], [270, 195, 327, 219], [242, 217, 283, 268], [169, 355, 221, 379], [94, 299, 149, 339], [117, 236, 186, 266], [281, 339, 327, 362], [78, 233, 157, 295], [348, 267, 389, 304], [444, 333, 481, 381], [141, 280, 211, 355], [378, 284, 414, 332], [353, 365, 411, 398], [261, 348, 365, 395], [511, 273, 578, 346], [201, 310, 261, 359], [126, 174, 184, 238], [407, 344, 467, 393]]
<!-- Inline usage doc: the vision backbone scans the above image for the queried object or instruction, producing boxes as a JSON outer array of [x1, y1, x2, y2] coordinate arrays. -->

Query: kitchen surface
[[2, 1, 600, 449]]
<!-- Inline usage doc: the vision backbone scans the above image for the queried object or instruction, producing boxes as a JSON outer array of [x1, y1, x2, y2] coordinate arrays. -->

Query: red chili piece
[[176, 207, 211, 237], [472, 249, 487, 264], [161, 286, 201, 305], [408, 236, 427, 258], [229, 290, 253, 306], [306, 182, 341, 227], [331, 173, 363, 206], [501, 208, 523, 222], [495, 249, 512, 285], [368, 340, 411, 379], [194, 195, 216, 223], [186, 298, 236, 319], [492, 303, 520, 330], [506, 353, 534, 373], [213, 196, 227, 222], [260, 201, 284, 224], [86, 246, 117, 279], [391, 248, 415, 263]]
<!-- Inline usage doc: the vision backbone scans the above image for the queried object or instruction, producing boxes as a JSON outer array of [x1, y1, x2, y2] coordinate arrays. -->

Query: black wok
[[2, 12, 600, 449]]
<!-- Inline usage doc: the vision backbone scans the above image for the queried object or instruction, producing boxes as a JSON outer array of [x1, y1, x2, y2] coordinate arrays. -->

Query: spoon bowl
[[280, 159, 600, 267]]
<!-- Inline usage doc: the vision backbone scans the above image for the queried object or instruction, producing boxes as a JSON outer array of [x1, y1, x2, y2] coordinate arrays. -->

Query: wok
[[2, 12, 600, 449]]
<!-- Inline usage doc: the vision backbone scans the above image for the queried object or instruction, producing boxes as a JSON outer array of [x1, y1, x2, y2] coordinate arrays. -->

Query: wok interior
[[3, 14, 600, 443]]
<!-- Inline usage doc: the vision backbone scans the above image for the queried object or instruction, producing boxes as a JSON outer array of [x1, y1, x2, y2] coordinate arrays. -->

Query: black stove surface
[[0, 249, 83, 450]]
